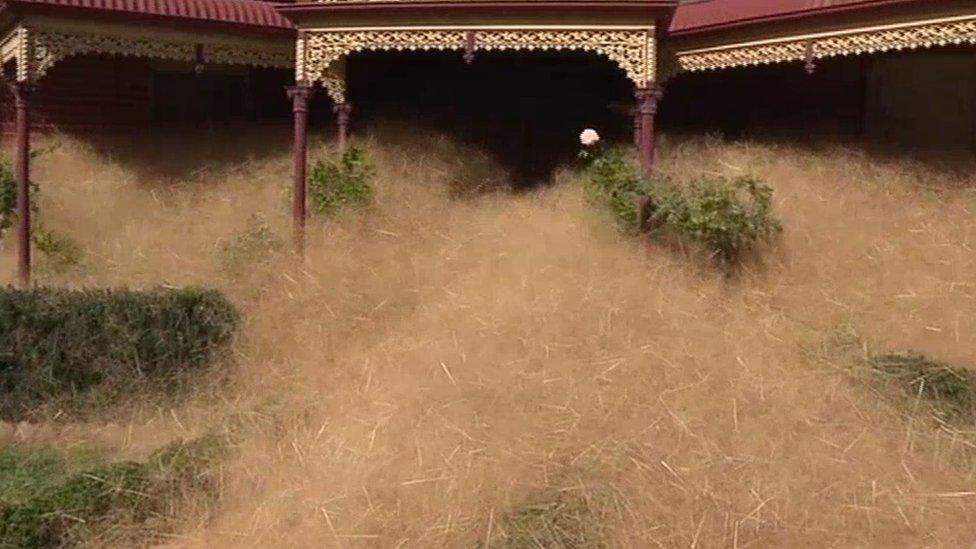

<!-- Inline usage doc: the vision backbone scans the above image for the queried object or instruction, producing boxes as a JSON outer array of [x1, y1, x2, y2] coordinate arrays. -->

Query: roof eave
[[3, 0, 295, 36], [278, 0, 679, 21], [668, 0, 924, 37]]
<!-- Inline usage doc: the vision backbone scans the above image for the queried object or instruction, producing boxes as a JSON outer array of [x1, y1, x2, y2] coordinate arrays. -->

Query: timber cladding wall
[[866, 50, 976, 151], [0, 55, 291, 134], [2, 55, 153, 133]]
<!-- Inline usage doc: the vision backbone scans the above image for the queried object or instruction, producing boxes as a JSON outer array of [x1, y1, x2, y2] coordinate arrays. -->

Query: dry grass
[[2, 125, 976, 547]]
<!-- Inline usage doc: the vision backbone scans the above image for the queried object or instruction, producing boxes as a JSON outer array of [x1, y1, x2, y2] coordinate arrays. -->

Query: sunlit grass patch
[[0, 434, 228, 547], [487, 490, 617, 549], [1, 129, 975, 546], [219, 215, 283, 275], [869, 353, 976, 421], [33, 226, 85, 276]]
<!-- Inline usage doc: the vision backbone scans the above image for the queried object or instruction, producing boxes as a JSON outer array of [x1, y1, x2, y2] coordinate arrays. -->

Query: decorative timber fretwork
[[204, 42, 294, 70], [0, 25, 294, 83], [676, 14, 976, 73], [298, 26, 657, 103]]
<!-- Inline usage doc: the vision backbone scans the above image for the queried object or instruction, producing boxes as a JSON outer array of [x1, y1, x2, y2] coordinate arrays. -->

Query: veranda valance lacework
[[1, 25, 294, 83], [297, 26, 657, 103], [676, 13, 976, 73]]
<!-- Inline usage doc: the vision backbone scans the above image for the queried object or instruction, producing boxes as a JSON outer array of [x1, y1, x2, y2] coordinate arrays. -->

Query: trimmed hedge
[[0, 287, 239, 420]]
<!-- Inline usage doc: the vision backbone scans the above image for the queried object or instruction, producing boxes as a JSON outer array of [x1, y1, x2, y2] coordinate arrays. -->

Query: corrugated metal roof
[[670, 0, 923, 34], [4, 0, 931, 36], [8, 0, 294, 30]]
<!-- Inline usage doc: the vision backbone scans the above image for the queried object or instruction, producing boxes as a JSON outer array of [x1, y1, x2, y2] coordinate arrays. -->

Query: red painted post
[[287, 83, 313, 256], [632, 106, 642, 149], [335, 103, 352, 152], [11, 82, 32, 287], [635, 86, 663, 172]]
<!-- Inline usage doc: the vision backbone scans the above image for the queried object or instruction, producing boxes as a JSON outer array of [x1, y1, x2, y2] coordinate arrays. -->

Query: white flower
[[579, 129, 600, 147]]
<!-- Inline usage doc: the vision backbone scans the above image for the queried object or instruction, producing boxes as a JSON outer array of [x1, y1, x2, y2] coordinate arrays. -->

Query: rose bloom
[[579, 129, 600, 147]]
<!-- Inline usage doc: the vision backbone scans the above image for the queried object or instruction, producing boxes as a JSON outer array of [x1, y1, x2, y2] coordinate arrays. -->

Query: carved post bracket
[[8, 80, 34, 106], [287, 82, 314, 113], [803, 40, 817, 74], [334, 102, 353, 151], [463, 31, 477, 64]]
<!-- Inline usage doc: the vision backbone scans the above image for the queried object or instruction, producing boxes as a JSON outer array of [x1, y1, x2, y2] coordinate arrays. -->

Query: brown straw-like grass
[[2, 125, 975, 547]]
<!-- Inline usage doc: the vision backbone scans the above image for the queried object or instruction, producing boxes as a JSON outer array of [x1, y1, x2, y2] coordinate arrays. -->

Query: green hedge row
[[0, 287, 239, 420]]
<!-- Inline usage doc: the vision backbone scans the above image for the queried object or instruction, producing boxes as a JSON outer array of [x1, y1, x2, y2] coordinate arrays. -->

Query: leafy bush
[[0, 159, 38, 241], [308, 146, 374, 217], [0, 287, 239, 420], [0, 435, 227, 547], [0, 160, 16, 238], [581, 147, 648, 234], [579, 149, 781, 265], [869, 353, 976, 420], [220, 216, 282, 273], [0, 156, 84, 274], [33, 226, 84, 274], [648, 175, 782, 265]]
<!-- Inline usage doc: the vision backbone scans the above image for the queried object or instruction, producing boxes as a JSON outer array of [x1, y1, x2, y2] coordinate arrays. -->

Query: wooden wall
[[0, 55, 291, 135], [1, 55, 153, 134], [660, 46, 976, 153], [5, 49, 973, 154], [865, 51, 976, 152]]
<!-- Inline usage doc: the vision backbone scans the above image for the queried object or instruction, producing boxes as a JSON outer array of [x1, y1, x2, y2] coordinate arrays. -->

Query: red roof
[[670, 0, 924, 34], [6, 0, 294, 31], [2, 0, 937, 37]]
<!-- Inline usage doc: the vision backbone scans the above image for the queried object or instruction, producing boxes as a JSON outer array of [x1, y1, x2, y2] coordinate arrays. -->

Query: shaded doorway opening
[[345, 50, 635, 187]]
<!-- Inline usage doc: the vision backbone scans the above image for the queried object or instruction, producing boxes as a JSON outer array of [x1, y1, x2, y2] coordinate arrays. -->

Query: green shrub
[[33, 226, 84, 274], [0, 435, 227, 547], [220, 216, 282, 273], [648, 175, 782, 265], [869, 353, 976, 420], [579, 149, 781, 264], [0, 156, 85, 275], [308, 146, 374, 217], [0, 287, 239, 420], [0, 159, 38, 241], [581, 147, 648, 234], [0, 160, 16, 238]]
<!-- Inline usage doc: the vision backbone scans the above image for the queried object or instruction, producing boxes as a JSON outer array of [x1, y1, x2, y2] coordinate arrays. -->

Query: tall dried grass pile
[[2, 127, 975, 547]]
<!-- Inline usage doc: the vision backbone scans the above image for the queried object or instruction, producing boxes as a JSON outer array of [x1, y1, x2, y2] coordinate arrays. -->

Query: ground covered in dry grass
[[2, 127, 976, 547]]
